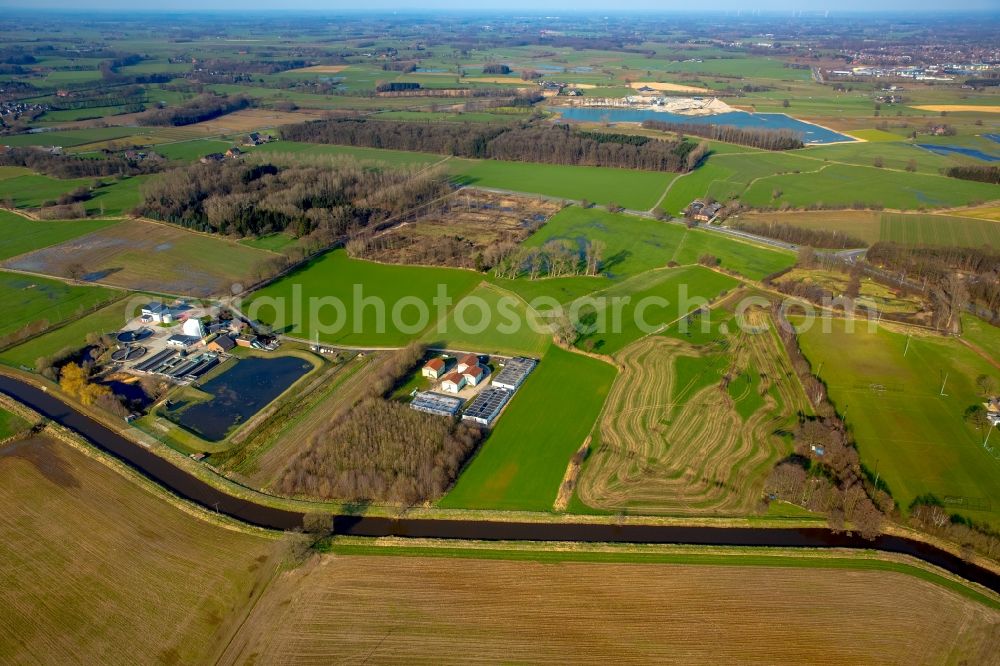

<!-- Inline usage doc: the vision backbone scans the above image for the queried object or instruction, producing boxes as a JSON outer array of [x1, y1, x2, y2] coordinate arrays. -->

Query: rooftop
[[462, 386, 512, 423]]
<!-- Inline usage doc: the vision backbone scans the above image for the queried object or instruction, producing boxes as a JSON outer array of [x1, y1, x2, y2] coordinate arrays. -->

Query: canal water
[[1, 374, 998, 594]]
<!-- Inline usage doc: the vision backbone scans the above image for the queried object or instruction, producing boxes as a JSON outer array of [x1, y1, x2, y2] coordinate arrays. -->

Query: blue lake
[[531, 64, 594, 73], [916, 143, 1000, 162], [554, 107, 855, 144], [983, 133, 1000, 145]]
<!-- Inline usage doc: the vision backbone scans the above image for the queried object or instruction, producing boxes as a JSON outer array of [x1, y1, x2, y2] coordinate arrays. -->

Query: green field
[[847, 129, 907, 142], [0, 172, 147, 216], [661, 152, 818, 214], [663, 151, 1000, 214], [0, 271, 121, 340], [237, 232, 298, 252], [253, 141, 442, 167], [0, 299, 129, 369], [0, 127, 141, 148], [0, 211, 120, 260], [423, 283, 553, 357], [246, 250, 481, 347], [732, 210, 1000, 248], [489, 274, 610, 306], [452, 159, 674, 210], [574, 266, 740, 355], [85, 175, 149, 216], [960, 314, 1000, 367], [796, 140, 962, 175], [521, 207, 793, 285], [795, 318, 1000, 528], [0, 174, 94, 209], [0, 407, 30, 440], [440, 345, 616, 511], [744, 163, 1000, 210], [258, 143, 684, 210]]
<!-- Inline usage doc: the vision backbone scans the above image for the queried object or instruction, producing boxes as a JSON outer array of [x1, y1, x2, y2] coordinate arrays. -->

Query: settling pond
[[555, 107, 854, 144], [165, 355, 312, 441]]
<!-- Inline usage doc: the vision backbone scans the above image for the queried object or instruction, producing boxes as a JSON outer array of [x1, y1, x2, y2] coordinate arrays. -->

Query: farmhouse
[[410, 391, 464, 417], [422, 357, 447, 379], [441, 372, 467, 394], [242, 132, 273, 147], [492, 356, 537, 391], [141, 302, 173, 324], [225, 147, 242, 158], [686, 200, 723, 222], [462, 386, 513, 426]]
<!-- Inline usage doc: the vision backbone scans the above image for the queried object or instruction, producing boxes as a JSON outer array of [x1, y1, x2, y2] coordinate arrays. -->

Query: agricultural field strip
[[578, 310, 806, 514], [217, 551, 999, 664], [0, 435, 281, 665]]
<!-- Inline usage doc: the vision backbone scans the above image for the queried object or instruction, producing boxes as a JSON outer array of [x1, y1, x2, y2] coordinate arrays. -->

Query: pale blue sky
[[3, 1, 998, 12]]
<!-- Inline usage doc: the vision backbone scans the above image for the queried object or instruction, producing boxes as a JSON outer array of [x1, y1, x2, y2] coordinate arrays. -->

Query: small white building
[[182, 317, 206, 339], [422, 358, 447, 379], [463, 364, 486, 387], [141, 302, 173, 324], [456, 353, 480, 374], [441, 372, 467, 394]]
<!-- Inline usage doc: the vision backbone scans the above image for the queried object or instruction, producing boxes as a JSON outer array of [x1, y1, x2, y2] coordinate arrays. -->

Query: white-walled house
[[441, 372, 467, 394], [422, 358, 446, 379], [456, 353, 480, 374], [463, 364, 486, 386]]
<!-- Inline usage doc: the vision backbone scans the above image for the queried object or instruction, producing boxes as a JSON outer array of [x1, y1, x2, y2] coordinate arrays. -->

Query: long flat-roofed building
[[462, 387, 512, 426], [491, 356, 537, 391], [410, 391, 464, 418]]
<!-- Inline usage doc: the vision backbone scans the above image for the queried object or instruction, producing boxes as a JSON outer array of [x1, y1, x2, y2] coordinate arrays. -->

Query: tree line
[[135, 159, 450, 238], [768, 305, 890, 539], [489, 238, 607, 279], [0, 147, 161, 179], [945, 165, 1000, 185], [275, 343, 483, 504], [642, 119, 804, 150], [731, 218, 867, 249], [281, 118, 698, 172], [137, 93, 252, 127]]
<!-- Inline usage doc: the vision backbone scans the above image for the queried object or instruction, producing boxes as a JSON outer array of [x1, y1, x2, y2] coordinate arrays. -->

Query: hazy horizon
[[2, 2, 998, 14]]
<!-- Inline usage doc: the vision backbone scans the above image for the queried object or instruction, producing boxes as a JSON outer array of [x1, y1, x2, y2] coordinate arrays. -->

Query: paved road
[[1, 373, 998, 594]]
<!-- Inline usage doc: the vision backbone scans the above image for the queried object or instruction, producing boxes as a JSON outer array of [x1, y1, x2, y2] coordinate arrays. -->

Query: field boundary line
[[648, 172, 683, 213], [0, 290, 129, 358]]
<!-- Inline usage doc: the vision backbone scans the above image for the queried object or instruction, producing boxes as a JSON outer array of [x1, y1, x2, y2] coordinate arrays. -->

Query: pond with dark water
[[555, 107, 855, 144], [167, 355, 311, 441]]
